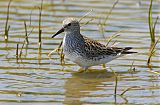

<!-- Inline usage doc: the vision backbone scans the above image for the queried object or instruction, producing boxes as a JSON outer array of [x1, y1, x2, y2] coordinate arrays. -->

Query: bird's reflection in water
[[63, 69, 117, 105]]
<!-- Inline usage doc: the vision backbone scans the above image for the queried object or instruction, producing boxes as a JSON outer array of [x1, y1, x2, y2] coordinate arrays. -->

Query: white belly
[[63, 49, 120, 68]]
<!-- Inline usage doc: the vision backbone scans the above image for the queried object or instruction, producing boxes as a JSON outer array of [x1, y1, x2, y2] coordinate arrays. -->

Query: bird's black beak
[[52, 27, 64, 38]]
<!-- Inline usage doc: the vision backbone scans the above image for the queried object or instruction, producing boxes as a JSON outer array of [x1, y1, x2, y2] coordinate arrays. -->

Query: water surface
[[0, 0, 160, 105]]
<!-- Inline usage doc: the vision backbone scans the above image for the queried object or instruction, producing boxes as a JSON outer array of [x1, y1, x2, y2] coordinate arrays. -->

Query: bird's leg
[[102, 64, 106, 68], [84, 67, 88, 72], [78, 68, 85, 73], [102, 64, 110, 71], [78, 67, 89, 73]]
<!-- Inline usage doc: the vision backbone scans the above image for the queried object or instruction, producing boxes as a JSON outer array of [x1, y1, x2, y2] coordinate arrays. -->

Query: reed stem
[[4, 0, 12, 41], [24, 21, 29, 44], [147, 37, 160, 65], [38, 0, 43, 45], [121, 86, 141, 96], [148, 0, 159, 44], [16, 43, 19, 60], [114, 73, 118, 95]]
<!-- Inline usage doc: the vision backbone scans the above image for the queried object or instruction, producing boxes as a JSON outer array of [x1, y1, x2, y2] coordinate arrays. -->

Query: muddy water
[[0, 0, 159, 105]]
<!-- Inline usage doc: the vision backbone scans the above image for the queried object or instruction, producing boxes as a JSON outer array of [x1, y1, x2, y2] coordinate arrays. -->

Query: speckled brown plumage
[[83, 36, 135, 58]]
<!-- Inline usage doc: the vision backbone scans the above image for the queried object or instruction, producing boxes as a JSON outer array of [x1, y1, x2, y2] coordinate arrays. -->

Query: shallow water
[[0, 0, 160, 105]]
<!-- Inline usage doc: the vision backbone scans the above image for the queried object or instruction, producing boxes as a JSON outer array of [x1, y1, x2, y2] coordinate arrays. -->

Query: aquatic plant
[[120, 86, 142, 96], [147, 37, 160, 65], [114, 73, 118, 95], [38, 0, 43, 46], [98, 0, 119, 37], [19, 27, 34, 59], [148, 0, 159, 44], [24, 21, 29, 44], [147, 0, 159, 65], [16, 43, 19, 62], [4, 0, 12, 41]]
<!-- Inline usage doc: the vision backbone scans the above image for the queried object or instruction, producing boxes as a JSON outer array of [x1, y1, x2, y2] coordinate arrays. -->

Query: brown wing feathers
[[83, 36, 137, 56]]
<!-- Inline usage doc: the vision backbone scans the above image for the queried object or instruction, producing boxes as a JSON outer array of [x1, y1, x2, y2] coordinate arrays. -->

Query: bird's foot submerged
[[77, 66, 109, 73], [77, 67, 90, 73]]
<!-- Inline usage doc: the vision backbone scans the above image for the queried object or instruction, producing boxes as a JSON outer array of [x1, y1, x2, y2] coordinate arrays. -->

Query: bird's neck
[[64, 30, 81, 39], [63, 30, 84, 49]]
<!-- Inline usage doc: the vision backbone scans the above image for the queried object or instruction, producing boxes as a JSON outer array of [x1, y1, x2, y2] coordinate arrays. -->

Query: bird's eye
[[68, 23, 71, 26]]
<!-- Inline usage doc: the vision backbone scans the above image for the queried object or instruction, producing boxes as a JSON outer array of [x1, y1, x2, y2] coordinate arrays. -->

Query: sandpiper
[[52, 18, 136, 70]]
